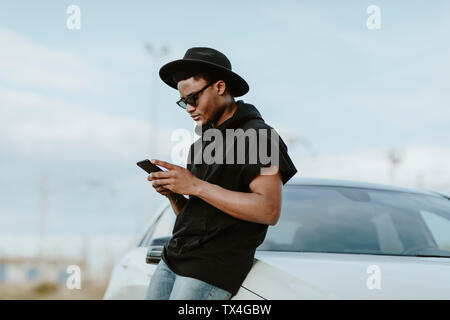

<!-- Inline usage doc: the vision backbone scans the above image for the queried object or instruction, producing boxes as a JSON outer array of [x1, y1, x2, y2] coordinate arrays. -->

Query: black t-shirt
[[162, 100, 298, 296]]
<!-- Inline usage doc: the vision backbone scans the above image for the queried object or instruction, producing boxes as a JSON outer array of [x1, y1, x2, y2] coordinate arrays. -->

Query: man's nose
[[186, 104, 196, 113]]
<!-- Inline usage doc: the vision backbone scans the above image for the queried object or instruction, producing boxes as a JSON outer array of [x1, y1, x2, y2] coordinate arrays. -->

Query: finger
[[152, 180, 162, 188], [155, 185, 171, 196], [151, 171, 172, 179], [154, 182, 173, 192], [152, 179, 173, 187], [156, 188, 171, 195], [154, 186, 168, 192], [151, 159, 177, 170]]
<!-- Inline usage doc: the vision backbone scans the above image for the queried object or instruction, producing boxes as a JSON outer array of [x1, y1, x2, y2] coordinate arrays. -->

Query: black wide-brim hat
[[159, 47, 249, 97]]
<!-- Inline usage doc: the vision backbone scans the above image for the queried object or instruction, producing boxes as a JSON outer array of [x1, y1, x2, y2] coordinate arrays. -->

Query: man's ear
[[216, 80, 227, 95]]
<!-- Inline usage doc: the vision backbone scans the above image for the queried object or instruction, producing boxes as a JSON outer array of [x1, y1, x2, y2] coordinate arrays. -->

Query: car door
[[103, 204, 173, 299]]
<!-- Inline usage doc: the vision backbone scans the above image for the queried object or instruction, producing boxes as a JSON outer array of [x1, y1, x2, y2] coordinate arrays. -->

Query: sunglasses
[[176, 81, 215, 109]]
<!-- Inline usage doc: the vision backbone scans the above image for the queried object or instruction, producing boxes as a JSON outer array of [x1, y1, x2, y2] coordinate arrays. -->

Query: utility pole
[[84, 178, 115, 276], [144, 43, 170, 156], [144, 43, 170, 221], [81, 234, 89, 282], [388, 149, 402, 184], [39, 173, 48, 260]]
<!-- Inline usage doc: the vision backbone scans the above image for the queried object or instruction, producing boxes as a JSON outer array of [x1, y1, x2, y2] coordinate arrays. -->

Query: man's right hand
[[156, 186, 175, 198], [148, 173, 187, 216], [148, 174, 175, 198]]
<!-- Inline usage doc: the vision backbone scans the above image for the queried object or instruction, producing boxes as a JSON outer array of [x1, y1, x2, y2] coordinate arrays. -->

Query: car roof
[[286, 176, 445, 198]]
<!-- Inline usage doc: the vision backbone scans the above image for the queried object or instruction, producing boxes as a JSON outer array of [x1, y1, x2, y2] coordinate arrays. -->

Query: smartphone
[[136, 159, 164, 174]]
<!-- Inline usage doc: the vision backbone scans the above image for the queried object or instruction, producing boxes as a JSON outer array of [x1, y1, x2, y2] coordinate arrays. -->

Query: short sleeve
[[235, 128, 298, 190]]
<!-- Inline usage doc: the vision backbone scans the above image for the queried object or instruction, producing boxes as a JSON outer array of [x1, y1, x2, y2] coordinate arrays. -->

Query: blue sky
[[2, 1, 449, 149], [1, 0, 449, 247]]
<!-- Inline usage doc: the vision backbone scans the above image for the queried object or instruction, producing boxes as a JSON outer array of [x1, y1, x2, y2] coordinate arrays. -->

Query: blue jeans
[[144, 259, 233, 300]]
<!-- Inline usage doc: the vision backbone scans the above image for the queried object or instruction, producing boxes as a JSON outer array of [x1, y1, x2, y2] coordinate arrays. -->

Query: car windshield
[[257, 185, 450, 257]]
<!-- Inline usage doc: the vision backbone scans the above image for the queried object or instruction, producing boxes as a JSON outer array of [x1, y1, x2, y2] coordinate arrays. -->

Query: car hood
[[241, 251, 450, 299]]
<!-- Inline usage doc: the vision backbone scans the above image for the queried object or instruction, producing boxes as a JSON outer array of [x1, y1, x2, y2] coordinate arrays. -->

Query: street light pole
[[388, 149, 402, 184], [144, 43, 170, 156], [39, 173, 48, 260], [144, 43, 169, 219]]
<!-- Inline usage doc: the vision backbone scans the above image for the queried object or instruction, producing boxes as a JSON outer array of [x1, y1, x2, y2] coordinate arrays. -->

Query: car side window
[[138, 215, 161, 247], [139, 206, 173, 247], [420, 210, 450, 250], [371, 212, 404, 253]]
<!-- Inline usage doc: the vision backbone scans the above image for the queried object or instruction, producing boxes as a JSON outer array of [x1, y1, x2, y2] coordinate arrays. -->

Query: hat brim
[[159, 59, 249, 97]]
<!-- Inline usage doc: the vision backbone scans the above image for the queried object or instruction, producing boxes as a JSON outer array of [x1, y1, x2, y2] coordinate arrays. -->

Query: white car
[[104, 177, 450, 300]]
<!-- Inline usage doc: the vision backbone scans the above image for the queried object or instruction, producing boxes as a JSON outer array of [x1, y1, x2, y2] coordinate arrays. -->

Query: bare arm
[[194, 168, 282, 225], [148, 160, 282, 225]]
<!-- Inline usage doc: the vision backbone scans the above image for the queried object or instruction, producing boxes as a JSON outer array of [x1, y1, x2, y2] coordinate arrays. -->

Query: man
[[144, 47, 297, 300]]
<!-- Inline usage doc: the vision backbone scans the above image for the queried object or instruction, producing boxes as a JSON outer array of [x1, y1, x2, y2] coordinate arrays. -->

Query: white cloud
[[0, 28, 187, 163], [0, 87, 176, 162], [296, 144, 450, 196], [0, 28, 103, 92]]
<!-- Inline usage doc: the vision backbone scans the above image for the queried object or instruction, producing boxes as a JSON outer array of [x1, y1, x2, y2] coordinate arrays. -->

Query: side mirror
[[146, 236, 171, 264]]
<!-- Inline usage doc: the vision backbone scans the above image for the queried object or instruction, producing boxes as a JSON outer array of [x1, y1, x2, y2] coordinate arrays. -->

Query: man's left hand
[[147, 159, 203, 196]]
